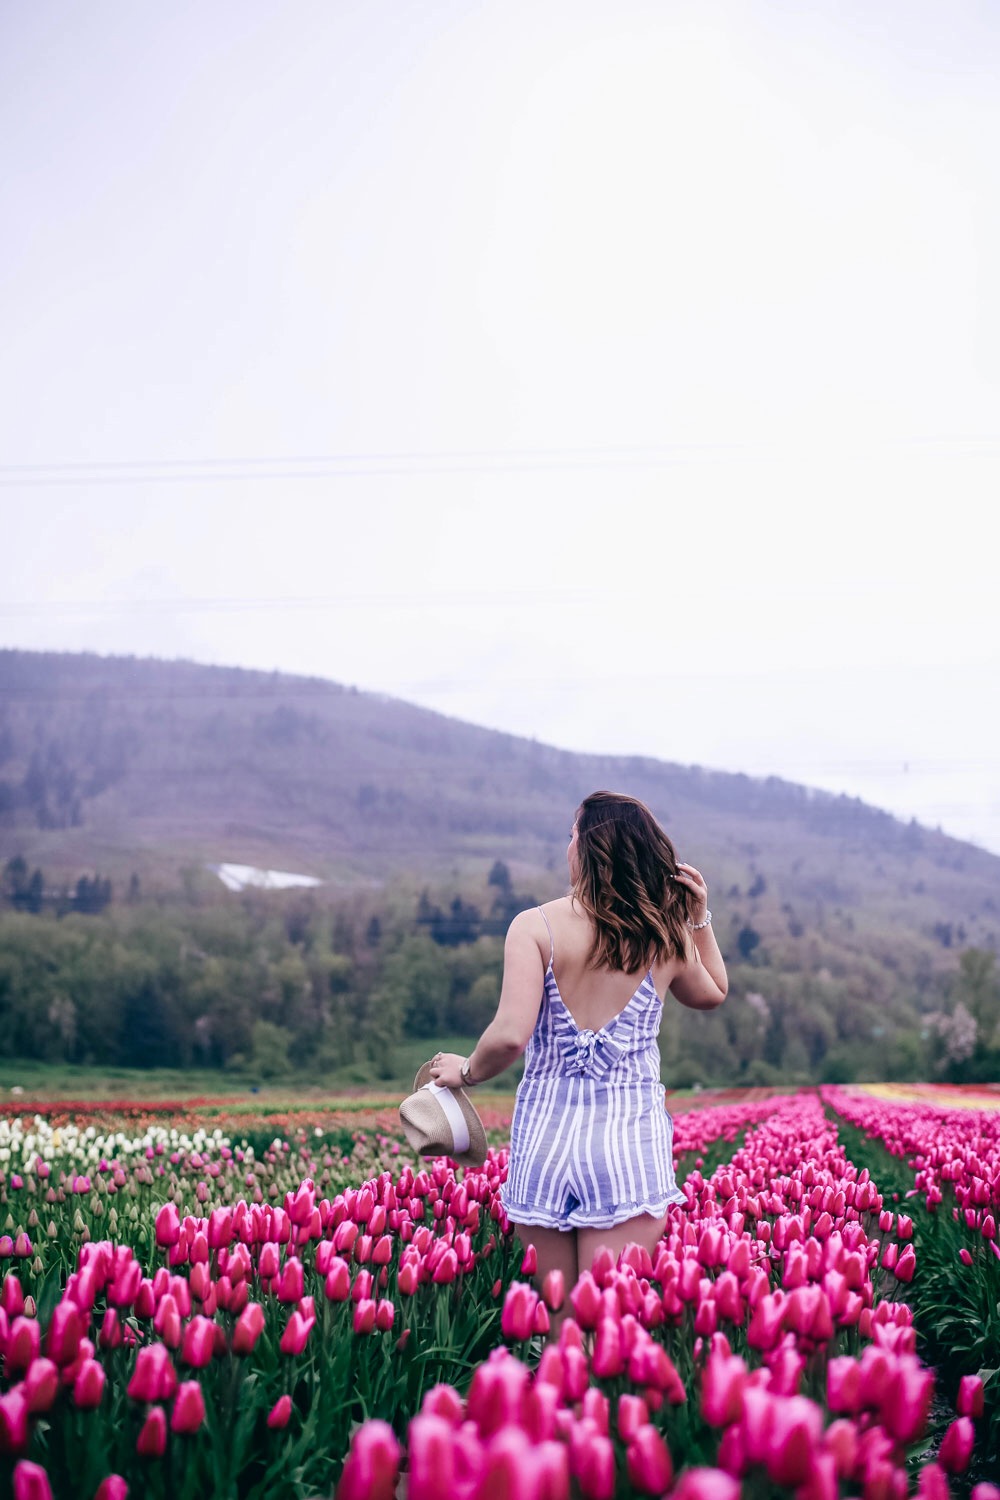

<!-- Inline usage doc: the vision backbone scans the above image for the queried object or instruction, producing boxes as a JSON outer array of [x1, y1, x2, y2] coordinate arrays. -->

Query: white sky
[[2, 1, 999, 853]]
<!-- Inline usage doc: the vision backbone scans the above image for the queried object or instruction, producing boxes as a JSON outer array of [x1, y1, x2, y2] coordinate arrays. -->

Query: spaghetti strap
[[537, 906, 555, 969]]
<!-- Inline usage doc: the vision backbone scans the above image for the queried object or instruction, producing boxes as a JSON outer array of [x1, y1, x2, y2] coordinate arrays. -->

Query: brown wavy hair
[[572, 791, 691, 971]]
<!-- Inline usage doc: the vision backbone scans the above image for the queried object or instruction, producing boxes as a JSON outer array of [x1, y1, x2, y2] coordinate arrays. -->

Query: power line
[[1, 435, 998, 487]]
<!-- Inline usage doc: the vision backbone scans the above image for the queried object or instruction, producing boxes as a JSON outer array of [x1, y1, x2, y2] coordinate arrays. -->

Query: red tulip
[[171, 1380, 206, 1435], [938, 1416, 975, 1475], [335, 1418, 399, 1500], [72, 1358, 106, 1410], [12, 1461, 52, 1500], [626, 1424, 672, 1495], [268, 1394, 292, 1429], [136, 1407, 168, 1458]]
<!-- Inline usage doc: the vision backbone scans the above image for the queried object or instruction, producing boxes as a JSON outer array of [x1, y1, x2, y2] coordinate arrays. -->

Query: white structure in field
[[209, 863, 323, 892]]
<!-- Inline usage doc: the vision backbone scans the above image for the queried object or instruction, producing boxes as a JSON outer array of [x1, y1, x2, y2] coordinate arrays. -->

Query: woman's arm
[[669, 862, 728, 1010], [428, 910, 544, 1088]]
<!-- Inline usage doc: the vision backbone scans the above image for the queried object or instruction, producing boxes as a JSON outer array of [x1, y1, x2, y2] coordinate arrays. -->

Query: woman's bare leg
[[512, 1222, 578, 1340], [577, 1210, 668, 1277]]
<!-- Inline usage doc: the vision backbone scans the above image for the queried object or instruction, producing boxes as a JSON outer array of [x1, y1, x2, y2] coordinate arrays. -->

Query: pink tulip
[[335, 1418, 399, 1500], [826, 1355, 861, 1413], [626, 1424, 673, 1495], [72, 1358, 106, 1410], [671, 1467, 741, 1500], [136, 1406, 167, 1457], [421, 1384, 464, 1425], [45, 1300, 84, 1367], [542, 1269, 565, 1311], [570, 1272, 602, 1329], [573, 1431, 615, 1500], [880, 1358, 934, 1444], [353, 1300, 376, 1336], [232, 1302, 266, 1355], [180, 1315, 215, 1369], [128, 1343, 178, 1403], [918, 1464, 952, 1500], [268, 1394, 293, 1429], [407, 1413, 456, 1499], [281, 1309, 315, 1354], [591, 1317, 625, 1379], [94, 1476, 128, 1500], [23, 1358, 60, 1416], [957, 1374, 984, 1418], [938, 1416, 975, 1475], [1, 1274, 25, 1317], [501, 1283, 537, 1342], [171, 1380, 206, 1435], [98, 1309, 122, 1352], [0, 1390, 29, 1455], [5, 1317, 40, 1376], [155, 1203, 181, 1248], [894, 1245, 916, 1282], [12, 1461, 52, 1500], [701, 1352, 746, 1426]]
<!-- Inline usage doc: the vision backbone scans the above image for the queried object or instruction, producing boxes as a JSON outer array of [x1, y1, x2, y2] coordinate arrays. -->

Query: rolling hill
[[0, 648, 996, 964]]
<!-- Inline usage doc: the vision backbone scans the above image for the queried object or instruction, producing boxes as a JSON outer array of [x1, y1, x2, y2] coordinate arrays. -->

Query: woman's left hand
[[428, 1052, 467, 1089]]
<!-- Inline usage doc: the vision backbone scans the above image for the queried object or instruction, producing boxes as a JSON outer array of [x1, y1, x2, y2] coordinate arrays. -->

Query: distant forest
[[1, 855, 997, 1089]]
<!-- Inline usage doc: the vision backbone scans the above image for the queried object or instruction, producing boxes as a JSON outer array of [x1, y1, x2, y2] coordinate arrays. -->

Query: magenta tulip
[[136, 1407, 168, 1458], [335, 1419, 399, 1500], [268, 1394, 293, 1429], [72, 1358, 106, 1410], [12, 1461, 53, 1500], [626, 1424, 673, 1495], [171, 1380, 206, 1435], [938, 1416, 975, 1475]]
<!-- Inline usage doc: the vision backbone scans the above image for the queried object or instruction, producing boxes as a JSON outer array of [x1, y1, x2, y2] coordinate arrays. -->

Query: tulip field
[[1, 1086, 998, 1498]]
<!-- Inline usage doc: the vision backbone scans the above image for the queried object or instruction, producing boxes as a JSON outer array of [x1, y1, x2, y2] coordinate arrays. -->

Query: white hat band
[[421, 1080, 470, 1154]]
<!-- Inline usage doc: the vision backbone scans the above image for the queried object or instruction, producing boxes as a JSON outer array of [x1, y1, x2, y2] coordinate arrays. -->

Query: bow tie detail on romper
[[566, 1026, 626, 1079]]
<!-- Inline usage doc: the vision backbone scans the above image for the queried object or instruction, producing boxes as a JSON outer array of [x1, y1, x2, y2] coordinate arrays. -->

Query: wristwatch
[[460, 1056, 478, 1087]]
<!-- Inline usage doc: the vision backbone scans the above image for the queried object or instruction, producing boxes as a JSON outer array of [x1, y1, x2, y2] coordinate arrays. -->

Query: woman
[[429, 790, 727, 1321]]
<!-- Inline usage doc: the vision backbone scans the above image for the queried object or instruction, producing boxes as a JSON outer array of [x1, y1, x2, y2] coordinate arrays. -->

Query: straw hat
[[398, 1061, 488, 1169]]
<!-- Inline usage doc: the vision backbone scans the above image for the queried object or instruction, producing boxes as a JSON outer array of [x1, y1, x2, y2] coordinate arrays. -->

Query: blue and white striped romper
[[499, 907, 686, 1230]]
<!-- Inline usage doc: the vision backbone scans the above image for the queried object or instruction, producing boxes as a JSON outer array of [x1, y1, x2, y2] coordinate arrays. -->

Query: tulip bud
[[171, 1380, 206, 1435], [626, 1424, 673, 1495], [268, 1394, 293, 1429], [72, 1358, 106, 1410], [938, 1416, 975, 1475], [335, 1418, 399, 1500], [136, 1405, 167, 1457], [94, 1476, 128, 1500], [12, 1461, 52, 1500]]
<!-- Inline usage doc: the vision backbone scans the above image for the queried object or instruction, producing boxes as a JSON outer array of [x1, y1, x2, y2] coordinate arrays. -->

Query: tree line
[[0, 860, 996, 1087]]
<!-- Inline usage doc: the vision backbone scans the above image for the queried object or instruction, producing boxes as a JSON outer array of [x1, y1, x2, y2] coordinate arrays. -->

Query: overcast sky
[[2, 1, 998, 853]]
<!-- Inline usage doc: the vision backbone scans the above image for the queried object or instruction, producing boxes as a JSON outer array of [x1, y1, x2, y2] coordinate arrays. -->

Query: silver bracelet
[[686, 910, 712, 930]]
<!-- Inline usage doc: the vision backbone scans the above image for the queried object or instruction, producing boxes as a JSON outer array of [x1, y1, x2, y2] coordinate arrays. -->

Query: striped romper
[[499, 908, 686, 1231]]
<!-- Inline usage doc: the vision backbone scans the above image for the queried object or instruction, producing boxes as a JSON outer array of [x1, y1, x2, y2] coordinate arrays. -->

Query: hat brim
[[400, 1061, 489, 1168]]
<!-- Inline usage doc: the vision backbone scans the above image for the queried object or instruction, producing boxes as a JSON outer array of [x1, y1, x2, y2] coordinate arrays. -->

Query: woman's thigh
[[513, 1221, 578, 1294], [577, 1210, 668, 1274]]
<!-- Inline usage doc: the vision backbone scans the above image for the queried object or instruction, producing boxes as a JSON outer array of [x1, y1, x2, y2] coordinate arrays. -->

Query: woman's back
[[536, 897, 685, 1033]]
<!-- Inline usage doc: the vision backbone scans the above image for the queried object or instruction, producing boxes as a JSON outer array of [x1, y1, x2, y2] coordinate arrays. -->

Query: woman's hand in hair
[[674, 862, 709, 924]]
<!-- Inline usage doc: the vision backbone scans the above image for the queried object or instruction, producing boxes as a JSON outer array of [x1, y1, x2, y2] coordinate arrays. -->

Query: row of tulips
[[2, 1089, 998, 1495], [824, 1087, 1000, 1476], [334, 1092, 998, 1498]]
